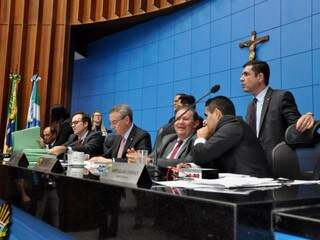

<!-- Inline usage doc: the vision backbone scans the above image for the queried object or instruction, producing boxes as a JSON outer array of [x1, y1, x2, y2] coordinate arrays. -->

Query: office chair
[[272, 121, 320, 180]]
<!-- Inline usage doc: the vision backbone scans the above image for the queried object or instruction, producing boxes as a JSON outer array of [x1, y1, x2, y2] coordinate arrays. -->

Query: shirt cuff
[[194, 138, 206, 145]]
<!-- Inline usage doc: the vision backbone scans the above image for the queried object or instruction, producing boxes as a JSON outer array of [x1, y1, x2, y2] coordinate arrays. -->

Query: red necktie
[[169, 139, 183, 159]]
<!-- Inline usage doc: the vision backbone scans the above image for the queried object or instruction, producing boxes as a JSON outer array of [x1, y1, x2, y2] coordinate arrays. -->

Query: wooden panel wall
[[0, 0, 195, 149]]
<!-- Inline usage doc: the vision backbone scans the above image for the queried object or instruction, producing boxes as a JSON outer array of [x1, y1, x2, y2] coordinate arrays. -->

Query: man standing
[[49, 112, 103, 157], [90, 104, 152, 162], [193, 96, 270, 177], [240, 60, 314, 165]]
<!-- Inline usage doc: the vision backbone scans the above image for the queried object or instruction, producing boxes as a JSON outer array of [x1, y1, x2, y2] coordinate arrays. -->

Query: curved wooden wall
[[0, 0, 196, 148]]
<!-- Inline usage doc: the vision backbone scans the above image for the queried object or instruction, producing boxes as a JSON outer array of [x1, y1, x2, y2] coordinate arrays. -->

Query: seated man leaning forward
[[89, 104, 152, 163], [192, 96, 270, 178], [127, 107, 200, 168], [49, 112, 104, 157]]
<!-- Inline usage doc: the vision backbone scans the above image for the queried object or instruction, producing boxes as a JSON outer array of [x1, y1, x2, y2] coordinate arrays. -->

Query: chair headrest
[[285, 120, 320, 147]]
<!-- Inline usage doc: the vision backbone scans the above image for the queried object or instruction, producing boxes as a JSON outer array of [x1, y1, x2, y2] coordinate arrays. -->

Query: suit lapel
[[259, 88, 273, 137], [176, 135, 193, 158], [123, 125, 136, 154], [161, 134, 177, 157]]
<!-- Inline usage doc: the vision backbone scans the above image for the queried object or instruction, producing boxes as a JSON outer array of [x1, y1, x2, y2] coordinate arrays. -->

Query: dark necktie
[[76, 138, 83, 146], [169, 139, 183, 159], [248, 98, 257, 135]]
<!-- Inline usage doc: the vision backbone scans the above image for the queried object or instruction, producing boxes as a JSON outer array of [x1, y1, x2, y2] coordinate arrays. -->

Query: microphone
[[174, 84, 220, 122], [211, 84, 220, 94]]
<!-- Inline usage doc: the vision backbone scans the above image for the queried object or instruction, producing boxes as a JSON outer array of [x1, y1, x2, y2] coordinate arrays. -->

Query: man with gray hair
[[89, 104, 152, 162]]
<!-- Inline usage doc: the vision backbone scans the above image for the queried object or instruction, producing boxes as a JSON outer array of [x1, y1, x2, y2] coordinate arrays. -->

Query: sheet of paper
[[12, 127, 42, 151]]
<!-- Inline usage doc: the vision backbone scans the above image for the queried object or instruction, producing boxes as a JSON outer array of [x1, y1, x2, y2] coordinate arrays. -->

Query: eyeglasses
[[110, 116, 125, 126], [71, 120, 82, 126]]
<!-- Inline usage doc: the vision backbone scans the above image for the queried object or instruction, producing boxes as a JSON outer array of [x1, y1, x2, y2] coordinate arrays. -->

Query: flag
[[26, 74, 41, 128], [3, 73, 21, 154]]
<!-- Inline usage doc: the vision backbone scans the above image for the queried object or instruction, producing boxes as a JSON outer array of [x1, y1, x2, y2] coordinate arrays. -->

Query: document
[[12, 127, 42, 151], [154, 173, 320, 194]]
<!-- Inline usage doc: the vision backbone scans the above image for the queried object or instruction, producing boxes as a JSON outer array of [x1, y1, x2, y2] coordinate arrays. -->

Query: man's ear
[[83, 121, 89, 128], [215, 108, 223, 119], [124, 115, 130, 124], [258, 72, 265, 83]]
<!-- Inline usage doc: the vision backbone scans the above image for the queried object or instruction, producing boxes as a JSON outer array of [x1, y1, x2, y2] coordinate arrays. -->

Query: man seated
[[89, 104, 152, 163], [40, 126, 57, 149], [154, 94, 203, 149], [192, 96, 270, 177], [49, 112, 103, 157], [127, 107, 200, 168]]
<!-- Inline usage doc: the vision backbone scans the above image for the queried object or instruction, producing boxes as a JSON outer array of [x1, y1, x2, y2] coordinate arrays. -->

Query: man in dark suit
[[241, 60, 314, 166], [89, 104, 151, 163], [40, 126, 57, 149], [192, 96, 270, 177], [127, 107, 200, 168], [49, 112, 103, 157]]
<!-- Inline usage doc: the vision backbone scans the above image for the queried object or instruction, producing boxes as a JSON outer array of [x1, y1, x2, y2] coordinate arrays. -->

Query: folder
[[12, 127, 42, 151]]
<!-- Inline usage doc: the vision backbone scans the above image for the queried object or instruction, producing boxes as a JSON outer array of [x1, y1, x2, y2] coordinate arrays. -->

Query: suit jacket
[[193, 115, 270, 177], [150, 133, 196, 168], [246, 88, 301, 166], [65, 131, 104, 157], [103, 125, 152, 162]]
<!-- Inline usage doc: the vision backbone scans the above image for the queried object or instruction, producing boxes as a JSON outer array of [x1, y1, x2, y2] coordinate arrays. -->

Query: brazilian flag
[[3, 73, 21, 154]]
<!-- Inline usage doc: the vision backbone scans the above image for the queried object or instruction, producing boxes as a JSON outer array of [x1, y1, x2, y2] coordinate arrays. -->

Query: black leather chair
[[272, 121, 320, 180]]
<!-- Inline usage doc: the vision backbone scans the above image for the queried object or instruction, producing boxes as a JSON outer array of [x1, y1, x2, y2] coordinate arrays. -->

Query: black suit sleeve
[[102, 135, 118, 158], [281, 91, 301, 126], [193, 122, 243, 167], [70, 132, 103, 157], [134, 133, 152, 153]]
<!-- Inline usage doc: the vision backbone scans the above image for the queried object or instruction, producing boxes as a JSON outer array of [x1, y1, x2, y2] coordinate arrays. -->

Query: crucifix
[[239, 31, 269, 61]]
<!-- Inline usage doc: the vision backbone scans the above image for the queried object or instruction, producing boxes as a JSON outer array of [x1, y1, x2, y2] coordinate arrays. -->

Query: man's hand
[[197, 126, 211, 139], [88, 156, 112, 164], [296, 113, 314, 132], [126, 148, 139, 163], [49, 146, 67, 155], [176, 163, 191, 169], [39, 137, 45, 148]]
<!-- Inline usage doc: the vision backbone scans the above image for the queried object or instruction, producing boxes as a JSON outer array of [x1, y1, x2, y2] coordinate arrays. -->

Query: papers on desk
[[154, 173, 320, 195]]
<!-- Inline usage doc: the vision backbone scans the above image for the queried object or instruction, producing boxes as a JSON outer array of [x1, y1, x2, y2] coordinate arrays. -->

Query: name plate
[[7, 152, 29, 168], [33, 157, 63, 173], [100, 162, 152, 187]]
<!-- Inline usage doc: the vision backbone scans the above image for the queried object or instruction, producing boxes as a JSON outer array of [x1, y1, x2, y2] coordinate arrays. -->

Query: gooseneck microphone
[[174, 84, 220, 122]]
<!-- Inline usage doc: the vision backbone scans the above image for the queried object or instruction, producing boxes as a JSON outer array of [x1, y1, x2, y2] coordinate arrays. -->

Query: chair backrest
[[272, 121, 320, 180]]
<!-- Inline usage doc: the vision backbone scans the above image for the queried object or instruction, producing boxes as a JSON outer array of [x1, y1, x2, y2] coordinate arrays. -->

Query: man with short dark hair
[[241, 60, 314, 165], [192, 96, 270, 177], [41, 126, 57, 149], [49, 112, 103, 157]]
